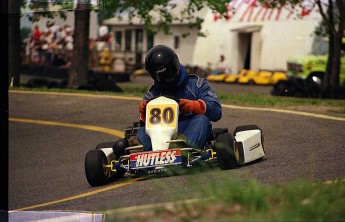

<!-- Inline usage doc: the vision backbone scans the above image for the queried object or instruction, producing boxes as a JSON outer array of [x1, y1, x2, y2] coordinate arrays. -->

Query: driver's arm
[[197, 80, 222, 122]]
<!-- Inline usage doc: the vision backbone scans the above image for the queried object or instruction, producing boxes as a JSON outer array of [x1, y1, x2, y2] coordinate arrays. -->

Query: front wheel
[[215, 133, 238, 170], [85, 149, 111, 187]]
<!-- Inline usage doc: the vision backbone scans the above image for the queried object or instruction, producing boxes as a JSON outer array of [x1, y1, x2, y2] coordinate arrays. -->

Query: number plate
[[146, 104, 177, 128], [130, 149, 182, 169]]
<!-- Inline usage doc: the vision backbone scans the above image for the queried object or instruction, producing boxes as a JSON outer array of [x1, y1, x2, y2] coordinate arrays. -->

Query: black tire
[[96, 79, 123, 92], [113, 139, 128, 159], [215, 133, 238, 170], [272, 80, 289, 96], [233, 125, 261, 135], [27, 78, 48, 88], [248, 79, 255, 85], [85, 149, 110, 187], [96, 142, 115, 149], [306, 72, 324, 98], [306, 72, 324, 84], [96, 141, 127, 179]]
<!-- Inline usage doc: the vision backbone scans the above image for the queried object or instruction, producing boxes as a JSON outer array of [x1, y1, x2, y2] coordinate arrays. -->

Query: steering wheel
[[147, 96, 180, 103]]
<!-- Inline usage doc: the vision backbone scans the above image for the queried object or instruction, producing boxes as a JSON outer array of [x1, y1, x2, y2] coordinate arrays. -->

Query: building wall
[[192, 7, 321, 74], [154, 26, 199, 66], [259, 19, 320, 72], [193, 18, 235, 70]]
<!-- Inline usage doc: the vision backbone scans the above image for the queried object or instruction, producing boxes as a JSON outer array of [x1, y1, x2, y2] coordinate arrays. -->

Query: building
[[104, 0, 321, 74], [195, 0, 321, 74]]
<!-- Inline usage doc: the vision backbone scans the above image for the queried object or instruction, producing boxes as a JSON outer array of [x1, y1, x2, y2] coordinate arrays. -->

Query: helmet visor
[[154, 65, 179, 83]]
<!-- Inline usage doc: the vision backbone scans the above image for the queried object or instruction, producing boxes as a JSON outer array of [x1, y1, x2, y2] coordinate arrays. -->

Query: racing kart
[[85, 96, 265, 187]]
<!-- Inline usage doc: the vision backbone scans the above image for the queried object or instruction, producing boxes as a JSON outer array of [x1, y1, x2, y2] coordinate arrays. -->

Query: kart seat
[[212, 128, 228, 139]]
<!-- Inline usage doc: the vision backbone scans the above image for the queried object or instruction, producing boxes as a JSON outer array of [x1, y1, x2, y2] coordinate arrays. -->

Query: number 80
[[149, 107, 175, 125]]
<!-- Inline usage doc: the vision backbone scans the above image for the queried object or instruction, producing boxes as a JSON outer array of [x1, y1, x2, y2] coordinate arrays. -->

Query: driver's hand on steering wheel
[[139, 100, 148, 114], [139, 100, 148, 122], [179, 99, 206, 115]]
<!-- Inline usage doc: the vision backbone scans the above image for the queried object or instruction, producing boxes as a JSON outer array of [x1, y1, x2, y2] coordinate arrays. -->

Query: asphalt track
[[8, 89, 345, 214]]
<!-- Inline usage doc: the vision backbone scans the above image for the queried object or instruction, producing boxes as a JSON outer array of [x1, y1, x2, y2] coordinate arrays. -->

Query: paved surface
[[8, 84, 345, 212], [120, 75, 273, 95]]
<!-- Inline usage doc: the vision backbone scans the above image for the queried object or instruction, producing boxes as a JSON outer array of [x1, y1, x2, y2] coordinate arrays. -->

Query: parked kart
[[85, 96, 265, 187], [224, 69, 248, 83], [206, 73, 229, 82]]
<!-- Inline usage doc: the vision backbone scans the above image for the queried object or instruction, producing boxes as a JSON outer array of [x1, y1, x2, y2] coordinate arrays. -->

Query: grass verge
[[109, 179, 345, 221], [10, 86, 345, 111], [218, 93, 345, 109]]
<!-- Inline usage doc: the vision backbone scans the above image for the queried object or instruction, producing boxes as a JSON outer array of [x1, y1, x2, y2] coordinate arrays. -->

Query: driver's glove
[[179, 99, 206, 115], [138, 100, 148, 122]]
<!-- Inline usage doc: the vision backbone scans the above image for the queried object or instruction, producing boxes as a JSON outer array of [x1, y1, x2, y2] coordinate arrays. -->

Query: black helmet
[[145, 45, 180, 84]]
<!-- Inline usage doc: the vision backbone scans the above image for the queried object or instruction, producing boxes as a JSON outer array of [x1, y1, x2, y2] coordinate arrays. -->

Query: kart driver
[[132, 45, 222, 151]]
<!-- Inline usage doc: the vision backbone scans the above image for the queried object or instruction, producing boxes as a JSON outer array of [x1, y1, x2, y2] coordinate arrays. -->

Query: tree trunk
[[8, 0, 21, 87], [68, 2, 90, 88], [321, 0, 344, 95], [329, 34, 342, 88]]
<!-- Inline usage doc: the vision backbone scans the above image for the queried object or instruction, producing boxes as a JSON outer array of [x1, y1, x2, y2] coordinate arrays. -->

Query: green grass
[[10, 86, 345, 111], [199, 179, 345, 221], [218, 93, 345, 108], [109, 178, 345, 221], [10, 86, 147, 97]]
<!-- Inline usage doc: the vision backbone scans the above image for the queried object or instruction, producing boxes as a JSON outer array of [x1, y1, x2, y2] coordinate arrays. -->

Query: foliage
[[107, 179, 345, 221], [24, 0, 229, 35], [258, 0, 345, 91], [95, 0, 229, 36], [22, 0, 75, 22], [20, 27, 31, 40]]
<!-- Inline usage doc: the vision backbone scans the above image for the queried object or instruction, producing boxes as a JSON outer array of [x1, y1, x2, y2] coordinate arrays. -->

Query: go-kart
[[85, 96, 265, 187]]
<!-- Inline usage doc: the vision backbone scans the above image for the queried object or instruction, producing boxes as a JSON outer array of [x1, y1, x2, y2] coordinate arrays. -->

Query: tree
[[11, 0, 229, 88], [68, 1, 90, 87], [315, 0, 345, 93], [259, 0, 345, 94], [9, 0, 21, 87]]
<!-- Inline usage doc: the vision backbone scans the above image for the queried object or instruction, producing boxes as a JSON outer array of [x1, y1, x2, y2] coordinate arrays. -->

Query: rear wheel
[[85, 149, 111, 187], [234, 125, 265, 153], [215, 133, 238, 170]]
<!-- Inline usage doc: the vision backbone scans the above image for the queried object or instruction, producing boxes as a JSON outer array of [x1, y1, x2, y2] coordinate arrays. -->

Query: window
[[125, 30, 132, 51], [147, 32, 154, 50], [174, 36, 180, 49], [115, 31, 122, 51]]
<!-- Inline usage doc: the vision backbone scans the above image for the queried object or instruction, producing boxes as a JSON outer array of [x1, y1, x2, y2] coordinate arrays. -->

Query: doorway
[[244, 33, 252, 70], [239, 32, 252, 70], [135, 29, 143, 69], [231, 25, 262, 73]]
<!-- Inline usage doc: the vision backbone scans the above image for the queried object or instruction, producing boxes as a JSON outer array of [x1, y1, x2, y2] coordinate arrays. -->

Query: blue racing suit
[[136, 65, 222, 150]]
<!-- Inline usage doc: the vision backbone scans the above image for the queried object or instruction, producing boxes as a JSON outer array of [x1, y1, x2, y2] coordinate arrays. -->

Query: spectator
[[89, 38, 98, 68], [33, 25, 41, 41], [64, 26, 74, 62], [214, 54, 230, 74], [99, 25, 109, 41]]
